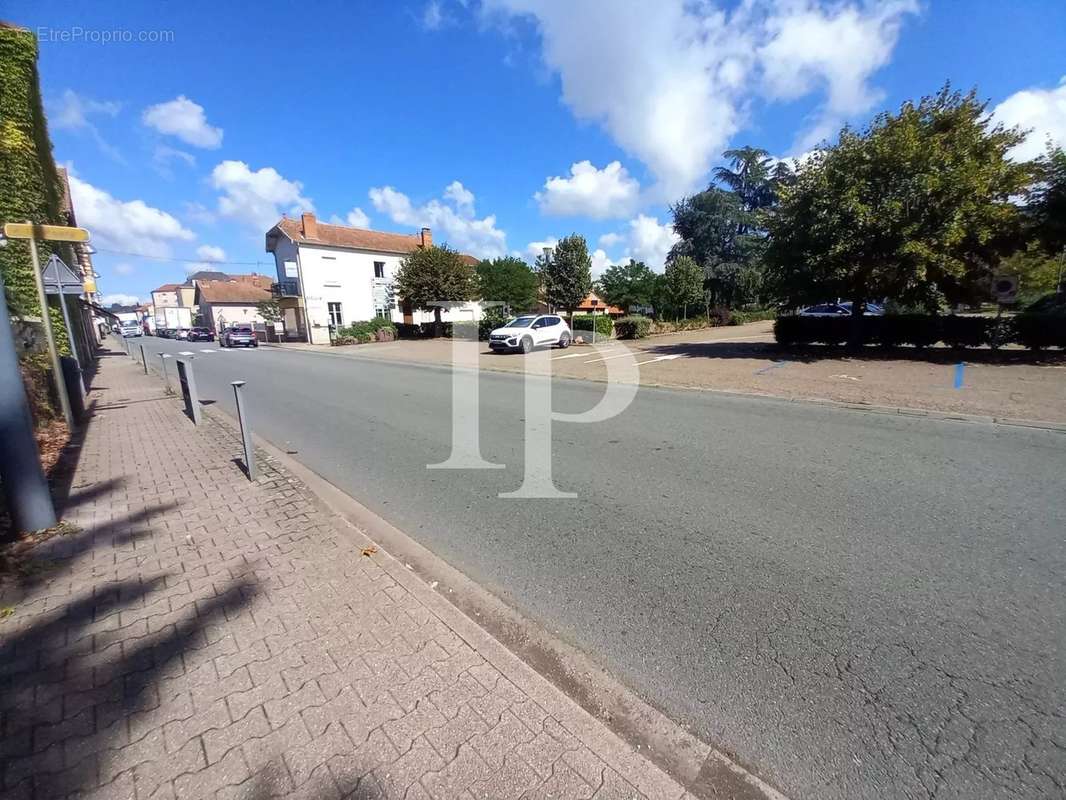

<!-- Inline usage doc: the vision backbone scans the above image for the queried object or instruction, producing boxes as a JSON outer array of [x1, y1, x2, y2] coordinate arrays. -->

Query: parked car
[[175, 328, 191, 340], [120, 321, 142, 338], [488, 314, 571, 353], [186, 327, 215, 342], [798, 302, 884, 317], [156, 328, 173, 339], [221, 325, 258, 348]]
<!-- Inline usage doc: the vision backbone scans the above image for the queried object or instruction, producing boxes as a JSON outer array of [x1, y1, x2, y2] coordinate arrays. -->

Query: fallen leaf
[[0, 607, 14, 620], [360, 546, 378, 557]]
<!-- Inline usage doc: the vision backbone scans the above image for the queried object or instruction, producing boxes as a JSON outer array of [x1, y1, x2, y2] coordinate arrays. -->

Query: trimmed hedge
[[730, 309, 778, 325], [614, 315, 652, 339], [571, 314, 614, 338], [773, 314, 1066, 350]]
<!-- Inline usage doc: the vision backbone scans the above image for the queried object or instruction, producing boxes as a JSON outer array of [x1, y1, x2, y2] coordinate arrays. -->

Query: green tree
[[1030, 145, 1066, 258], [765, 86, 1033, 340], [714, 146, 775, 217], [476, 256, 539, 313], [597, 259, 655, 312], [256, 297, 282, 323], [1001, 243, 1063, 303], [394, 244, 477, 336], [663, 256, 703, 319], [541, 234, 592, 319]]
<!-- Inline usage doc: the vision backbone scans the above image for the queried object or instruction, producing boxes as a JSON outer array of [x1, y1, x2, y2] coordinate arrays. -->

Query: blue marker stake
[[954, 362, 965, 389]]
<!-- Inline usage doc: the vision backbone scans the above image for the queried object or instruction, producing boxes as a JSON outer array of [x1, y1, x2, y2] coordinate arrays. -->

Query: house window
[[374, 261, 385, 279], [327, 302, 343, 328]]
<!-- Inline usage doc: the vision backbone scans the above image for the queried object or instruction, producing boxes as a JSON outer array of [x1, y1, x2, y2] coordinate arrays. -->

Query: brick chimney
[[301, 212, 318, 239], [420, 227, 432, 249]]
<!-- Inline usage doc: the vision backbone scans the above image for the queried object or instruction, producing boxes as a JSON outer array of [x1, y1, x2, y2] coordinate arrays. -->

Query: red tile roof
[[274, 217, 423, 255], [195, 279, 273, 304], [152, 284, 182, 293]]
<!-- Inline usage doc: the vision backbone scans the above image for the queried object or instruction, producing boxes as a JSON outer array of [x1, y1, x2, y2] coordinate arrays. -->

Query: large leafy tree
[[476, 256, 539, 313], [670, 148, 792, 309], [541, 234, 593, 317], [597, 259, 656, 312], [765, 87, 1033, 329], [662, 256, 704, 319], [395, 244, 477, 336], [1030, 145, 1066, 258]]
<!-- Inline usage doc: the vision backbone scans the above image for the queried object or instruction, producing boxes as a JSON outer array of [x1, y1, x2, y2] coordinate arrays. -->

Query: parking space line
[[583, 351, 636, 364], [178, 351, 194, 356], [200, 348, 217, 353], [554, 349, 613, 360]]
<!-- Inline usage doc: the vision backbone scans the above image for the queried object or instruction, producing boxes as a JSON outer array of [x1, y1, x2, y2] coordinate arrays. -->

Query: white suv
[[488, 314, 571, 353]]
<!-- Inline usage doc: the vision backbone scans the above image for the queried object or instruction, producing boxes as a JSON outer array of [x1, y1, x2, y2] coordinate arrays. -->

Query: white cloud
[[523, 237, 558, 262], [48, 89, 124, 161], [422, 0, 447, 30], [67, 173, 194, 258], [590, 248, 616, 277], [50, 89, 121, 130], [152, 145, 196, 178], [347, 207, 371, 228], [183, 202, 216, 226], [210, 160, 314, 231], [535, 160, 640, 219], [142, 95, 223, 148], [113, 263, 135, 276], [100, 293, 142, 307], [759, 1, 918, 152], [991, 76, 1066, 162], [369, 181, 507, 258], [598, 214, 680, 272], [196, 244, 226, 262], [483, 0, 915, 193]]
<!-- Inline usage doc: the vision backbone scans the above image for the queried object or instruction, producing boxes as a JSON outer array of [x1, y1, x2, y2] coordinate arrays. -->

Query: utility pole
[[0, 269, 56, 534]]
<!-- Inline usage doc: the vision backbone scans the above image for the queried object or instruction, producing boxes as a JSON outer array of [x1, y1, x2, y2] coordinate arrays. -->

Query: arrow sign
[[3, 222, 91, 243], [42, 255, 86, 296]]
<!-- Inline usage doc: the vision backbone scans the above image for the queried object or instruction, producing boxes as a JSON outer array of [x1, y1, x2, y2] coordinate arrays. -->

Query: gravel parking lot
[[281, 321, 1066, 425]]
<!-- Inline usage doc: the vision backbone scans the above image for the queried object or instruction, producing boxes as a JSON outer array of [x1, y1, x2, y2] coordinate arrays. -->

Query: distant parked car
[[157, 328, 173, 339], [186, 327, 215, 342], [175, 328, 191, 340], [488, 314, 571, 353], [798, 302, 884, 317], [120, 321, 142, 338], [221, 325, 258, 348]]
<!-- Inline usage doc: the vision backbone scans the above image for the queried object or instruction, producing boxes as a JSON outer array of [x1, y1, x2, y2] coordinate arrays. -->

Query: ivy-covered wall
[[0, 24, 65, 316]]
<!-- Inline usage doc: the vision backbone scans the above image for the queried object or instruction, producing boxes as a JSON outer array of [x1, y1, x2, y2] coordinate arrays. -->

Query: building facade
[[266, 213, 482, 344]]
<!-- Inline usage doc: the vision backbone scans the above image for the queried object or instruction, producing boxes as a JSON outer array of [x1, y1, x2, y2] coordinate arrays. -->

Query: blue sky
[[9, 0, 1066, 306]]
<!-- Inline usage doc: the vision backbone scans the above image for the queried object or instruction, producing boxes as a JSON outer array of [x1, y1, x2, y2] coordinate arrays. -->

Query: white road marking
[[178, 351, 194, 356], [693, 333, 775, 343], [554, 349, 613, 360], [634, 354, 683, 366], [583, 351, 637, 364], [199, 348, 217, 353]]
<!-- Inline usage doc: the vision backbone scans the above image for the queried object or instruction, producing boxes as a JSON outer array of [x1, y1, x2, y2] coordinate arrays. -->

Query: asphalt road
[[129, 336, 1066, 799]]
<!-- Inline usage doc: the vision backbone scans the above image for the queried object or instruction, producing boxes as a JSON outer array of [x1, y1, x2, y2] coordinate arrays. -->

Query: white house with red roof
[[265, 213, 481, 344]]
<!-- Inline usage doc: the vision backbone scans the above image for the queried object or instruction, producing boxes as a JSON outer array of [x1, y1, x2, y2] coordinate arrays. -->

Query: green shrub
[[940, 316, 992, 348], [478, 307, 510, 340], [335, 316, 396, 344], [1013, 314, 1066, 349], [571, 314, 614, 338], [614, 315, 652, 339], [729, 309, 778, 325]]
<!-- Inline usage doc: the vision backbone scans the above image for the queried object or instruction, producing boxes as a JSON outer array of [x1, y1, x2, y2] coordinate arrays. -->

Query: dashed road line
[[583, 351, 637, 364], [178, 351, 194, 356]]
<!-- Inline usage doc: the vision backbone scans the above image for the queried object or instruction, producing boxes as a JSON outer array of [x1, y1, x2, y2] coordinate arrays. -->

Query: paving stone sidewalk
[[0, 349, 691, 800]]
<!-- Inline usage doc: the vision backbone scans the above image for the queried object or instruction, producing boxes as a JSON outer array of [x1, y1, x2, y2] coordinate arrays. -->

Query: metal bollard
[[159, 353, 173, 394], [175, 358, 201, 425], [140, 344, 148, 374], [231, 381, 256, 480]]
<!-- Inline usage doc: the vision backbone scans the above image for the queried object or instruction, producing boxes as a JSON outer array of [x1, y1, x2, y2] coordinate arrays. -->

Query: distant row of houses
[[140, 211, 623, 344]]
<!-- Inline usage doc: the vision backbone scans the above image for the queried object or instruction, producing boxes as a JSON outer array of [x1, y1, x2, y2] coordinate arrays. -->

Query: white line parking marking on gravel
[[554, 350, 613, 360], [583, 351, 637, 364], [634, 354, 683, 366]]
